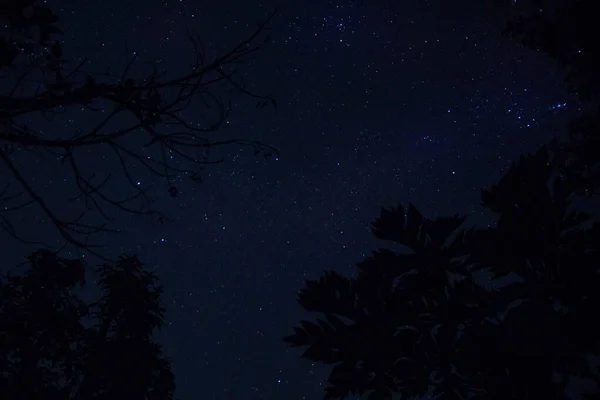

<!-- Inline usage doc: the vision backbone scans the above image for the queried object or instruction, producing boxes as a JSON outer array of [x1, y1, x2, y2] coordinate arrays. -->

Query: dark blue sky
[[2, 0, 581, 399]]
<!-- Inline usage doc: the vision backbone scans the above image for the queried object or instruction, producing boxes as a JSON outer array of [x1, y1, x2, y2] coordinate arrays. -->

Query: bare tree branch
[[0, 1, 279, 259]]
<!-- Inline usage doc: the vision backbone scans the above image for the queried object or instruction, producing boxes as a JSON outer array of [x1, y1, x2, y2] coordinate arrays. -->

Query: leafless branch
[[0, 3, 279, 260]]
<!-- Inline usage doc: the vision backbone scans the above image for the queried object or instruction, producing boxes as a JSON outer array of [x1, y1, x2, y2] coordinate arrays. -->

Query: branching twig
[[0, 4, 280, 260]]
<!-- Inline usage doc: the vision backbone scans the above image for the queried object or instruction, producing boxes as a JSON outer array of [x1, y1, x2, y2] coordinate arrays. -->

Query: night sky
[[1, 0, 582, 399]]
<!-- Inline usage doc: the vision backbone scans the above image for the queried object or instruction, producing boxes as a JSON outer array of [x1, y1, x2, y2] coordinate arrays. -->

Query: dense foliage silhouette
[[284, 146, 600, 399], [497, 0, 600, 195], [284, 1, 600, 398], [0, 249, 174, 400], [499, 0, 599, 102]]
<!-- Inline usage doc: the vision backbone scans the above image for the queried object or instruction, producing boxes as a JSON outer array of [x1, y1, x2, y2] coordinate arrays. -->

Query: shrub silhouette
[[0, 249, 175, 400]]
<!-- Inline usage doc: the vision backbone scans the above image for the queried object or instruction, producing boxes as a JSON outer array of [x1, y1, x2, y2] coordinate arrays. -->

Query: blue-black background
[[1, 0, 581, 399]]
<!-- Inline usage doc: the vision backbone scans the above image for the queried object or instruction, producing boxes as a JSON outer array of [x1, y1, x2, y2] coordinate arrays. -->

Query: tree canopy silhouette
[[284, 2, 600, 398], [283, 146, 600, 399], [0, 248, 175, 400], [0, 0, 278, 260], [493, 0, 600, 195], [497, 0, 599, 102]]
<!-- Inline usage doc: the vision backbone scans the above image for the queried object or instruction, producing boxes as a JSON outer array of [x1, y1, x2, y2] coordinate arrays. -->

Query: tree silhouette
[[493, 0, 600, 196], [0, 248, 174, 400], [284, 4, 600, 399], [284, 146, 600, 399], [498, 0, 599, 102], [0, 0, 278, 260]]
